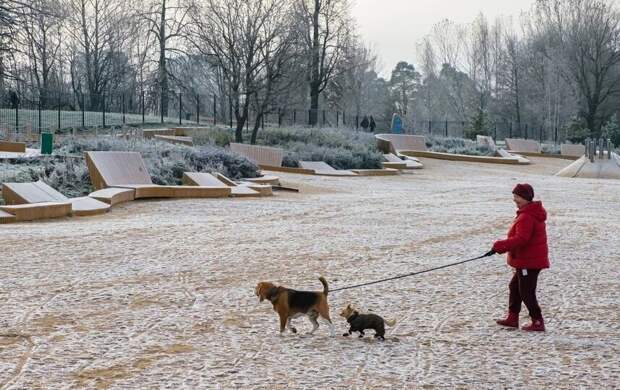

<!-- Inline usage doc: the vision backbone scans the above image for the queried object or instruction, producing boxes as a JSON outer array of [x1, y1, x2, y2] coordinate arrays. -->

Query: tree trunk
[[309, 0, 321, 126], [251, 113, 262, 144], [159, 0, 168, 118]]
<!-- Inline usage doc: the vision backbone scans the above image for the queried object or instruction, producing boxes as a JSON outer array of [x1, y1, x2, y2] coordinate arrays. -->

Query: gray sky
[[352, 0, 537, 77]]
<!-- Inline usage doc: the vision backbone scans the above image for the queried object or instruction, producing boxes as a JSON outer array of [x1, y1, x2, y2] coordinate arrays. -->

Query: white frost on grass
[[0, 156, 619, 388]]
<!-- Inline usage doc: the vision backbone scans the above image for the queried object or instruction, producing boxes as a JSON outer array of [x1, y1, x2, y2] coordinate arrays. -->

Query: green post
[[41, 132, 53, 155]]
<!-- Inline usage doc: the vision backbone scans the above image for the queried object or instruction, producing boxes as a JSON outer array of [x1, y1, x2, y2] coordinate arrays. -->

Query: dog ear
[[266, 286, 280, 303]]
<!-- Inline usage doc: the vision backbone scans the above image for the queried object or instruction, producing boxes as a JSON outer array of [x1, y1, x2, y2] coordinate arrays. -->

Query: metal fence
[[1, 89, 569, 143]]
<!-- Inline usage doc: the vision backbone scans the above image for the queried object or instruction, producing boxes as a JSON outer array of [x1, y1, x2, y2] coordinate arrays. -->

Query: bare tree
[[189, 0, 289, 142], [65, 0, 131, 109], [532, 0, 620, 134], [18, 0, 64, 107], [296, 0, 352, 126], [138, 0, 189, 118]]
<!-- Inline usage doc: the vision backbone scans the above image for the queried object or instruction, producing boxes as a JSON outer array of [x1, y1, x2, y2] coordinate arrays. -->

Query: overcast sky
[[352, 0, 537, 77]]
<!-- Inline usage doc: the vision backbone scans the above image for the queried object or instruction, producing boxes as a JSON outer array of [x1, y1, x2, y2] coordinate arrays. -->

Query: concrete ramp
[[555, 153, 620, 179], [505, 138, 542, 153]]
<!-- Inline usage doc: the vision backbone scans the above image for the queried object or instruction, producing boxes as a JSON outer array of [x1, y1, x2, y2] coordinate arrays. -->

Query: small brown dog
[[340, 304, 396, 340], [255, 277, 335, 336]]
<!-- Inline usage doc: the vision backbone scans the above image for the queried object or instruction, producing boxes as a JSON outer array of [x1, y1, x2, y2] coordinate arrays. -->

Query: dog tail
[[319, 276, 329, 296], [385, 319, 396, 327]]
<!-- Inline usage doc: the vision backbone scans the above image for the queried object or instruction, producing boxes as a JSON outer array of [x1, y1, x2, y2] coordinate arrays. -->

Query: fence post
[[141, 91, 145, 124], [308, 110, 311, 126], [56, 94, 61, 130], [525, 124, 528, 139], [38, 100, 42, 134], [428, 120, 432, 134], [102, 93, 106, 128], [343, 111, 346, 126], [293, 109, 296, 125], [445, 120, 448, 137], [322, 110, 326, 126], [122, 94, 126, 125], [261, 113, 265, 129], [509, 122, 513, 138], [554, 127, 558, 144], [178, 92, 182, 125], [461, 121, 465, 138], [336, 111, 339, 127], [82, 95, 85, 128], [356, 115, 359, 130], [161, 91, 164, 124], [494, 122, 497, 140], [278, 108, 282, 127], [15, 97, 19, 136], [539, 127, 543, 143]]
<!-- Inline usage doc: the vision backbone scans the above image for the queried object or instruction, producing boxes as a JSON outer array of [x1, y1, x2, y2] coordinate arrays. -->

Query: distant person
[[490, 183, 549, 332], [360, 115, 369, 131], [369, 116, 376, 132]]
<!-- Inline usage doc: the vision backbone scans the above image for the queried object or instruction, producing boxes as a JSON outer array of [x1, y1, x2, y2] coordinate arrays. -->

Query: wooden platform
[[111, 184, 231, 199], [2, 180, 111, 216], [0, 209, 16, 224], [70, 197, 112, 216], [182, 172, 269, 197], [505, 138, 542, 153], [0, 148, 41, 160], [242, 175, 281, 186], [351, 168, 399, 176], [89, 188, 136, 206], [299, 161, 358, 176], [561, 144, 585, 157], [375, 134, 428, 154], [230, 143, 284, 167], [0, 141, 26, 153], [153, 135, 194, 146], [0, 202, 72, 222], [85, 151, 230, 199], [142, 129, 177, 139], [401, 150, 531, 165], [384, 154, 423, 169]]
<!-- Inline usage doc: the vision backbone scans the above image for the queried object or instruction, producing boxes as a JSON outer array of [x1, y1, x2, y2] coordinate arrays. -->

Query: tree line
[[1, 0, 619, 143]]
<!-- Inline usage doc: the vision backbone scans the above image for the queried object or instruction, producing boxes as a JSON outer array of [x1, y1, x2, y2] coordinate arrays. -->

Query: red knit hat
[[513, 183, 534, 201]]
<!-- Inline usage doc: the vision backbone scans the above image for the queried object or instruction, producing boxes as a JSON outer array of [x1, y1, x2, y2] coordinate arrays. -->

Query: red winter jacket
[[493, 201, 550, 269]]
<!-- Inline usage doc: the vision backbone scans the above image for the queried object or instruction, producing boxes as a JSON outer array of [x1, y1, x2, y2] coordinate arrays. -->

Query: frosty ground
[[1, 157, 619, 389]]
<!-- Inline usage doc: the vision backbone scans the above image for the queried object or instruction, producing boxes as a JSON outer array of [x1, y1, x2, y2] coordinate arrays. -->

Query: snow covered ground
[[1, 157, 619, 388]]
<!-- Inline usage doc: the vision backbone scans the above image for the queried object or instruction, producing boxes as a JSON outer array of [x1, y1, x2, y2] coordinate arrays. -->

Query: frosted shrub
[[0, 137, 260, 198], [426, 135, 494, 156]]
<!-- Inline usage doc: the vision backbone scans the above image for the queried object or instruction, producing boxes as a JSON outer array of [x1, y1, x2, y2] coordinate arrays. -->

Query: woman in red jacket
[[492, 183, 549, 332]]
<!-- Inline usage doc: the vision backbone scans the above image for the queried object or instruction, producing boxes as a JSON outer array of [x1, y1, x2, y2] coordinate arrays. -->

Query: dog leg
[[308, 312, 320, 334], [358, 330, 365, 338], [343, 328, 352, 337], [278, 314, 287, 335], [286, 318, 297, 334]]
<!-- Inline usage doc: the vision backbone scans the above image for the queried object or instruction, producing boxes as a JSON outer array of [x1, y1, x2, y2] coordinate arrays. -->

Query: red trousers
[[508, 269, 542, 319]]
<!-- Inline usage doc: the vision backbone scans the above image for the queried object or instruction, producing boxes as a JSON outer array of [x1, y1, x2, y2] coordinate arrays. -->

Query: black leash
[[330, 252, 494, 293]]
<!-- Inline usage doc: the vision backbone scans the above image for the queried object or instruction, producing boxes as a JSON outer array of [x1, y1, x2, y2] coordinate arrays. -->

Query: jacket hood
[[517, 201, 547, 222]]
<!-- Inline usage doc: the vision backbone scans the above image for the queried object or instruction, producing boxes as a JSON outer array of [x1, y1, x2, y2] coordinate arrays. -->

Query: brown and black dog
[[255, 277, 335, 336]]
